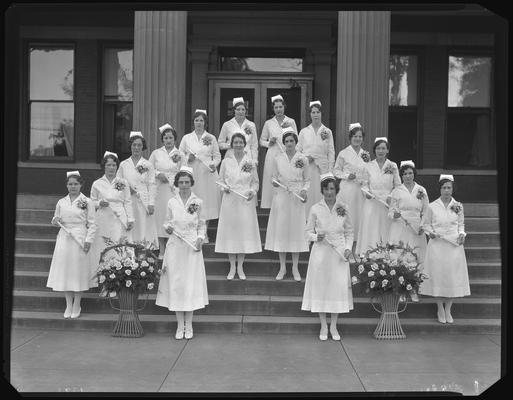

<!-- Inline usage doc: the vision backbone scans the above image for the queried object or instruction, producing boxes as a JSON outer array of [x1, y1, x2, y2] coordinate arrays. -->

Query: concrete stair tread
[[12, 289, 502, 304]]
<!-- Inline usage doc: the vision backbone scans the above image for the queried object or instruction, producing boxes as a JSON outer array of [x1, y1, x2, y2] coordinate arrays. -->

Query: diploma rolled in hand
[[187, 146, 213, 171], [272, 178, 306, 202], [168, 225, 199, 251], [56, 221, 85, 249], [215, 181, 249, 200]]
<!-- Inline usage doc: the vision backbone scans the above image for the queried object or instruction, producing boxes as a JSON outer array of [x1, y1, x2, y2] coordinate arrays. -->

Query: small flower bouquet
[[294, 156, 307, 169], [76, 198, 88, 210], [201, 136, 213, 146], [416, 189, 425, 200], [352, 242, 426, 300], [383, 164, 395, 174], [170, 152, 182, 163], [244, 126, 253, 136], [450, 203, 462, 215], [241, 160, 254, 173], [281, 121, 290, 128], [335, 204, 347, 217], [361, 150, 371, 163], [114, 179, 126, 191], [136, 164, 149, 174], [96, 238, 161, 298], [187, 202, 200, 215], [320, 129, 329, 141]]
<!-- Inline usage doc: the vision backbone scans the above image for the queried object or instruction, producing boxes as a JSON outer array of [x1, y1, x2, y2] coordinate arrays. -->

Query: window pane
[[103, 103, 133, 161], [220, 57, 303, 72], [103, 48, 133, 101], [446, 112, 493, 168], [389, 55, 417, 106], [448, 56, 491, 107], [388, 110, 418, 163], [30, 47, 73, 100], [30, 102, 74, 157]]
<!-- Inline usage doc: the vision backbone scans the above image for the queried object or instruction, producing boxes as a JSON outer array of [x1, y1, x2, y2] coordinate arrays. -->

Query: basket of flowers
[[351, 241, 427, 339], [96, 237, 161, 337]]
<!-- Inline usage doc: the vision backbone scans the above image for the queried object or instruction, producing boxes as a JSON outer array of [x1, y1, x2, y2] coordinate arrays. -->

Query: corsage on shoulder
[[114, 179, 126, 191], [361, 150, 371, 163], [241, 160, 254, 173], [187, 202, 200, 215], [450, 203, 462, 215], [170, 152, 182, 163], [383, 164, 395, 174], [335, 204, 347, 217], [416, 189, 425, 200], [320, 129, 329, 141], [136, 164, 149, 174], [76, 198, 88, 210], [201, 136, 213, 146]]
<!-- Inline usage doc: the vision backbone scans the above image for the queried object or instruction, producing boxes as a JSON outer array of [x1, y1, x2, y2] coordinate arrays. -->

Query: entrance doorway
[[207, 72, 314, 183]]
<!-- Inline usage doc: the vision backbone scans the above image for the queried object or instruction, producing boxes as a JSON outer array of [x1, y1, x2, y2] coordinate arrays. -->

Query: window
[[218, 47, 304, 72], [101, 46, 133, 161], [446, 55, 494, 168], [388, 54, 419, 164], [28, 45, 74, 159]]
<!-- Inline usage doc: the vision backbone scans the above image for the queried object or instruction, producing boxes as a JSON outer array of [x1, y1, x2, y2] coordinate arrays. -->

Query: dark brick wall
[[416, 175, 497, 204], [74, 40, 99, 162]]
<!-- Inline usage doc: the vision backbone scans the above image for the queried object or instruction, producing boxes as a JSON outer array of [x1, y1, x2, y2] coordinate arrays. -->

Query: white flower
[[140, 271, 146, 277], [131, 263, 138, 270], [358, 265, 365, 274], [390, 269, 396, 276], [390, 260, 398, 267], [109, 273, 116, 279], [147, 257, 155, 263], [351, 276, 358, 284], [370, 281, 376, 288], [125, 269, 131, 276], [382, 279, 389, 287], [369, 253, 378, 260], [398, 276, 405, 284], [379, 269, 386, 276], [371, 263, 379, 271], [126, 280, 132, 287], [149, 266, 154, 273], [141, 260, 149, 267], [109, 291, 117, 297], [99, 275, 106, 283], [406, 284, 413, 291], [147, 283, 154, 290], [368, 271, 375, 277]]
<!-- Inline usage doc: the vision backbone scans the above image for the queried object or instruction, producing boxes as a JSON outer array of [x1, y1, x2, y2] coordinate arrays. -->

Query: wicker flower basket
[[371, 292, 408, 340], [109, 287, 146, 338]]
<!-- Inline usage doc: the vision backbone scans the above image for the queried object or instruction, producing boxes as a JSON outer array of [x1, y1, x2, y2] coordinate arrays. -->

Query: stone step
[[13, 254, 503, 280], [13, 271, 502, 298], [15, 222, 502, 247], [10, 310, 501, 335], [14, 237, 502, 263], [12, 290, 501, 318]]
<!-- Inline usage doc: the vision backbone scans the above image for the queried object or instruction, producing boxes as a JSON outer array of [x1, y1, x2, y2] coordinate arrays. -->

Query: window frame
[[444, 47, 495, 169], [23, 40, 76, 162], [98, 40, 134, 163], [388, 46, 424, 167]]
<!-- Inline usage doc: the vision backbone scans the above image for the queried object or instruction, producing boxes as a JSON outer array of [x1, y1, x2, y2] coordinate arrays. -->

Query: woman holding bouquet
[[388, 160, 429, 263], [215, 133, 261, 280], [155, 167, 209, 340], [116, 131, 158, 248], [179, 110, 222, 242], [301, 174, 354, 341], [419, 175, 470, 324], [265, 128, 309, 281], [333, 122, 370, 240], [356, 137, 401, 255], [218, 97, 259, 163], [47, 171, 97, 319], [297, 101, 335, 218], [259, 94, 298, 209], [149, 124, 185, 256], [90, 151, 134, 279]]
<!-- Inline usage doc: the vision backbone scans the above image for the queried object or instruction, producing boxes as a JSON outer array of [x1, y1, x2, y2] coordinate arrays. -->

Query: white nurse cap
[[400, 160, 415, 168], [439, 174, 454, 182], [179, 166, 194, 177], [271, 94, 283, 103], [374, 137, 388, 143], [349, 122, 362, 131], [129, 131, 143, 139], [195, 109, 207, 116], [66, 170, 80, 178], [103, 151, 118, 159], [232, 97, 245, 107], [309, 100, 321, 108], [158, 123, 173, 134], [320, 172, 335, 182]]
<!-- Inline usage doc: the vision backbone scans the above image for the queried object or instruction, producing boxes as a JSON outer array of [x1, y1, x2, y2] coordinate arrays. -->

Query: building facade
[[8, 6, 505, 202]]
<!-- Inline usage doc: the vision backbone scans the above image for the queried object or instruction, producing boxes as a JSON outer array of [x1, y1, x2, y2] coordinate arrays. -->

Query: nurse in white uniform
[[155, 166, 209, 340], [260, 94, 298, 209]]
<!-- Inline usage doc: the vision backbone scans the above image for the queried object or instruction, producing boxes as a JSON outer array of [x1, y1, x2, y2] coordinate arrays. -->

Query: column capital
[[189, 45, 213, 63]]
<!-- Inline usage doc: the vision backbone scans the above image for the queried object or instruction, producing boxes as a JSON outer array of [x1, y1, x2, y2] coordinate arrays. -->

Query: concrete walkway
[[9, 328, 501, 394]]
